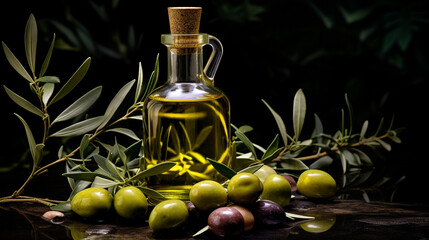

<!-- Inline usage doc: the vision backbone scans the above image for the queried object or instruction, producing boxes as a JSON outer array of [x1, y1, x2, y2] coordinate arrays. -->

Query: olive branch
[[230, 89, 402, 201], [0, 14, 165, 206]]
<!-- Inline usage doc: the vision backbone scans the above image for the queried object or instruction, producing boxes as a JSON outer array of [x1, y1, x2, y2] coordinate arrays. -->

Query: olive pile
[[148, 172, 292, 237], [69, 168, 337, 238]]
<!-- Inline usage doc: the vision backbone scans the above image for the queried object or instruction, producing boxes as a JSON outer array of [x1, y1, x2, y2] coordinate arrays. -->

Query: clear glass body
[[142, 34, 231, 200]]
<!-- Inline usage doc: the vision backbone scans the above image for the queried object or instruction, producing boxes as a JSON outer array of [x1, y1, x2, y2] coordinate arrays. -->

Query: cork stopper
[[168, 7, 201, 34], [166, 7, 203, 54]]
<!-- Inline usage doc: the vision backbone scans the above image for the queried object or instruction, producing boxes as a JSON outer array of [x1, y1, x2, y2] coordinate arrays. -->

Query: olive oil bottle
[[142, 7, 232, 200]]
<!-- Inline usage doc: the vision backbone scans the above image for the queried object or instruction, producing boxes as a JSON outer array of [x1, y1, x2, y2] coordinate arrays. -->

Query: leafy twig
[[285, 132, 391, 162], [0, 14, 159, 205]]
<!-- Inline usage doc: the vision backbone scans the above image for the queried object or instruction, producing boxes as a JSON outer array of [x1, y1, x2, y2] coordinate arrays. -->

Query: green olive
[[254, 165, 277, 183], [71, 187, 113, 218], [149, 200, 189, 232], [227, 173, 263, 205], [114, 186, 148, 219], [260, 174, 292, 208], [189, 180, 227, 211], [297, 170, 337, 199]]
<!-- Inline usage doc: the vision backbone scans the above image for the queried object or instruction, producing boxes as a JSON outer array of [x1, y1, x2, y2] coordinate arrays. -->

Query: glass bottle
[[142, 31, 231, 200]]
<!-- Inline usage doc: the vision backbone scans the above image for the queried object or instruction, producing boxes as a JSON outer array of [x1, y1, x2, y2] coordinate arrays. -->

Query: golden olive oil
[[143, 85, 231, 200]]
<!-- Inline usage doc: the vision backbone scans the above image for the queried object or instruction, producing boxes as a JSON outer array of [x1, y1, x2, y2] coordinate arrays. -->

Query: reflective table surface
[[1, 200, 428, 239]]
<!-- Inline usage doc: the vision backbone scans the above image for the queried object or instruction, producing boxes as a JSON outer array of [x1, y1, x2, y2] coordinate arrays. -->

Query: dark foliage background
[[0, 0, 428, 203]]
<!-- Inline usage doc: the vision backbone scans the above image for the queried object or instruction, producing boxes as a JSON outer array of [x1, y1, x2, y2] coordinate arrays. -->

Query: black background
[[0, 0, 428, 203]]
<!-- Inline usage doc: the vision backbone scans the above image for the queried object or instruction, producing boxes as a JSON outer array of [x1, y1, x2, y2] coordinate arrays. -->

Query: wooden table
[[0, 200, 428, 239]]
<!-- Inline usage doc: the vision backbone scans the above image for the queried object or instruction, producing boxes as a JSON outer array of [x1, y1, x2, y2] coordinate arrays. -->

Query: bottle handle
[[203, 35, 223, 85]]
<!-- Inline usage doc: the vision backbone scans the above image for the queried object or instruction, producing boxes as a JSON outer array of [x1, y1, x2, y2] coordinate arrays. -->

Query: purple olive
[[186, 202, 198, 218], [229, 205, 255, 231], [208, 207, 244, 237], [281, 174, 297, 192], [250, 200, 287, 227], [186, 202, 209, 226]]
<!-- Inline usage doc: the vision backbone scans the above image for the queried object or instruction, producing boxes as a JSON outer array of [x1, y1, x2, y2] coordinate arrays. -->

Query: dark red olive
[[186, 201, 209, 226], [186, 202, 198, 217], [229, 205, 255, 231], [281, 174, 297, 192], [208, 207, 244, 237], [250, 200, 287, 227]]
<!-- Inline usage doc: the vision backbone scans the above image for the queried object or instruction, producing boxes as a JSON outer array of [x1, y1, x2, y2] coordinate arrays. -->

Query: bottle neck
[[167, 47, 204, 84]]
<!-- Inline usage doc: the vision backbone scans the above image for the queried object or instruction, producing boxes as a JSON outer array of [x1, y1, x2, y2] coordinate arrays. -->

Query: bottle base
[[151, 185, 192, 201]]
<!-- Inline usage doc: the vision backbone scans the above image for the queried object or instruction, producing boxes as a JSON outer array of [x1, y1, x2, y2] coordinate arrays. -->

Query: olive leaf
[[124, 140, 143, 161], [237, 163, 264, 174], [50, 201, 71, 212], [62, 171, 103, 182], [373, 117, 384, 137], [126, 159, 140, 169], [261, 147, 284, 164], [49, 57, 91, 106], [68, 180, 92, 201], [293, 89, 306, 141], [351, 148, 373, 166], [93, 154, 124, 181], [140, 54, 159, 102], [388, 131, 402, 144], [129, 162, 176, 181], [262, 99, 288, 146], [40, 33, 55, 77], [313, 114, 324, 144], [91, 176, 119, 188], [261, 134, 279, 161], [309, 155, 334, 169], [134, 61, 143, 103], [105, 128, 140, 141], [136, 186, 166, 203], [97, 79, 135, 131], [35, 76, 60, 83], [24, 13, 37, 75], [75, 21, 96, 55], [128, 115, 143, 120], [93, 167, 117, 181], [79, 134, 91, 160], [345, 93, 354, 135], [14, 113, 44, 171], [280, 158, 309, 170], [234, 128, 257, 160], [49, 116, 105, 138], [4, 86, 44, 118], [52, 86, 102, 124], [193, 226, 210, 238], [255, 144, 283, 164], [342, 149, 358, 166], [286, 212, 315, 220], [42, 83, 55, 106], [308, 1, 333, 29], [337, 150, 348, 174], [376, 139, 391, 151], [2, 42, 33, 82], [338, 5, 373, 24], [114, 139, 128, 170], [50, 20, 80, 47], [208, 158, 236, 179], [65, 160, 75, 190], [238, 125, 253, 133]]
